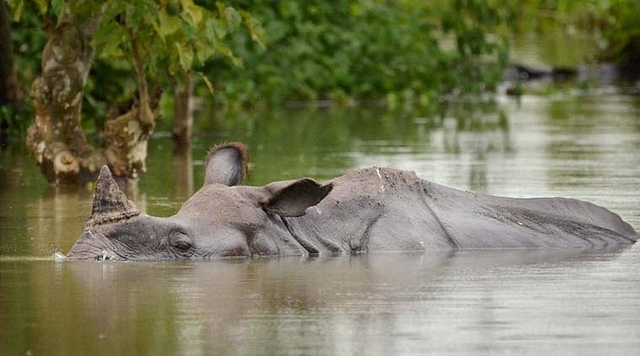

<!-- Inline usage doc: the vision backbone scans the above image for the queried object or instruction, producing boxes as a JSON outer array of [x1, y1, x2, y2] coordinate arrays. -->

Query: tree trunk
[[26, 10, 105, 184], [173, 71, 194, 150], [26, 7, 160, 184], [104, 36, 160, 179], [103, 91, 161, 179], [173, 144, 194, 201]]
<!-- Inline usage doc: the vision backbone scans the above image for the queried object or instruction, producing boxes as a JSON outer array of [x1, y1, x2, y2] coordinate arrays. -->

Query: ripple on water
[[0, 252, 67, 262]]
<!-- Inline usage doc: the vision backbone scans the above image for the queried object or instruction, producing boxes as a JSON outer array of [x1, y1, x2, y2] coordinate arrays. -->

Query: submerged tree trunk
[[173, 71, 194, 150], [26, 7, 160, 184], [104, 35, 160, 179], [26, 10, 105, 184], [104, 88, 161, 179]]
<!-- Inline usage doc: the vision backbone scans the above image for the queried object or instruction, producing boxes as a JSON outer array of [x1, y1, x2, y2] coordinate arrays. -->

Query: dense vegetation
[[4, 1, 639, 118], [0, 0, 638, 182], [511, 0, 639, 65], [207, 0, 512, 105], [2, 0, 262, 183], [3, 1, 513, 124]]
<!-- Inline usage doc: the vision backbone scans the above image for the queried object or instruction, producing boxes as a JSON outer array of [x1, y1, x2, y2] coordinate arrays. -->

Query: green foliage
[[207, 1, 514, 106], [83, 0, 263, 122], [438, 0, 513, 93], [504, 0, 612, 34], [7, 0, 263, 122], [10, 0, 637, 114], [6, 3, 44, 89], [9, 0, 570, 112], [94, 0, 261, 78], [504, 0, 640, 66], [598, 0, 640, 65]]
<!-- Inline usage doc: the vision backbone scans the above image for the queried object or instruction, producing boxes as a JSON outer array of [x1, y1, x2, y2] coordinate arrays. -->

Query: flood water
[[1, 86, 640, 354]]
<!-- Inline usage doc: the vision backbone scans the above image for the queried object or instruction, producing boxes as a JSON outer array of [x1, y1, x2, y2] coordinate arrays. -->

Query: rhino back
[[423, 180, 638, 248]]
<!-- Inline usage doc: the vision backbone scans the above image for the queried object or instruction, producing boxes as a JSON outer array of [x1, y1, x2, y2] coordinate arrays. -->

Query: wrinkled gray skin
[[67, 143, 638, 261]]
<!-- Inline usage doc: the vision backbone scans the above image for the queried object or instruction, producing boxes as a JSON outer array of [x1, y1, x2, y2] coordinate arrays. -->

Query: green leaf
[[158, 10, 182, 38], [195, 41, 216, 64], [175, 43, 193, 71], [180, 0, 202, 24], [215, 44, 242, 67], [206, 17, 226, 39], [240, 10, 265, 49], [51, 0, 64, 19], [10, 0, 25, 21], [225, 7, 241, 29], [195, 71, 215, 96], [95, 25, 126, 57], [34, 0, 47, 16], [215, 2, 226, 24]]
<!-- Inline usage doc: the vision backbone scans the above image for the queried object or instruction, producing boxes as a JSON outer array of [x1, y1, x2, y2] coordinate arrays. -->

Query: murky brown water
[[1, 86, 639, 354], [2, 249, 640, 356]]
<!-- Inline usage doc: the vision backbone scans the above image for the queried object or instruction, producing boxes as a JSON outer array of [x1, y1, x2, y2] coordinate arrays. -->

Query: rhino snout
[[66, 230, 122, 261]]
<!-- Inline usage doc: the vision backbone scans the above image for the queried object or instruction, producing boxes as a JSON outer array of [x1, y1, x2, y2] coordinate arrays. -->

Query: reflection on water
[[1, 89, 639, 354], [1, 248, 639, 355]]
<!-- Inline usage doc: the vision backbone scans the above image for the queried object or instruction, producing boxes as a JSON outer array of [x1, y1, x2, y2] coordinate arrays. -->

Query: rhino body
[[67, 143, 638, 261]]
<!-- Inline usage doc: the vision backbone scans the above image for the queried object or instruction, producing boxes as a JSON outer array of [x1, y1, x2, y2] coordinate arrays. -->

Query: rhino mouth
[[93, 249, 119, 261], [66, 230, 123, 261]]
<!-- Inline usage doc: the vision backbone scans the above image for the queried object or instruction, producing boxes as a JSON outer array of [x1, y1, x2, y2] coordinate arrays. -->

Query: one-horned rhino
[[67, 143, 638, 260]]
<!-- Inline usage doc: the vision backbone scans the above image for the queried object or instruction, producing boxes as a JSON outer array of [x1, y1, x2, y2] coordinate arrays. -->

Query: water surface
[[2, 249, 639, 355], [1, 89, 639, 355]]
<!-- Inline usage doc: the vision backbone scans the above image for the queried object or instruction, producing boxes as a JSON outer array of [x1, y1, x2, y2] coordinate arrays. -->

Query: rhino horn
[[87, 165, 140, 227]]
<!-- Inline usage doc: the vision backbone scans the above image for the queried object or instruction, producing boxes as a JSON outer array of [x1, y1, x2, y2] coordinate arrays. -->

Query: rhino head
[[67, 143, 333, 260]]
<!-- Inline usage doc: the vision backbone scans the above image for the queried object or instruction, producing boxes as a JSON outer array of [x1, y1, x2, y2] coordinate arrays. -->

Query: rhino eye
[[174, 240, 191, 251], [169, 231, 193, 252]]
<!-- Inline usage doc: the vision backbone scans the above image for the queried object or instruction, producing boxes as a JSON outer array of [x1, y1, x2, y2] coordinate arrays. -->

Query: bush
[[206, 0, 514, 106]]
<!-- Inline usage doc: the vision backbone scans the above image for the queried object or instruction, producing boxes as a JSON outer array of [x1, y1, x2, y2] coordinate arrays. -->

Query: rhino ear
[[204, 142, 248, 186], [261, 179, 333, 217], [88, 165, 140, 227]]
